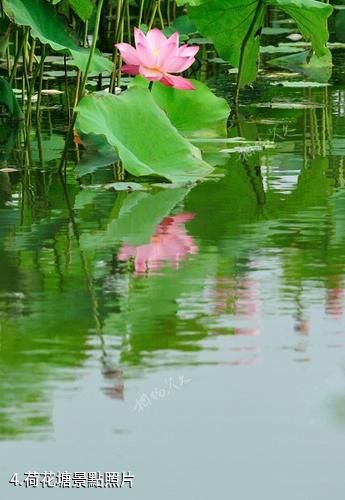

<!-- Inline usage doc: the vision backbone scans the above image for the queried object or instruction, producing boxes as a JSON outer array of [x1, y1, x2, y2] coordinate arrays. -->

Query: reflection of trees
[[2, 80, 345, 438], [187, 82, 345, 316], [0, 169, 98, 438], [56, 87, 345, 371], [0, 238, 96, 437]]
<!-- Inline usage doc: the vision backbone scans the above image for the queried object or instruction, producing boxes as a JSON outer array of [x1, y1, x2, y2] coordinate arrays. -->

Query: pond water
[[1, 49, 345, 499]]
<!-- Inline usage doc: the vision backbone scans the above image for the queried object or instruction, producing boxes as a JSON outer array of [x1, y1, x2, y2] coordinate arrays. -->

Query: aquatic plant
[[180, 0, 333, 99], [0, 0, 336, 181], [116, 27, 199, 90]]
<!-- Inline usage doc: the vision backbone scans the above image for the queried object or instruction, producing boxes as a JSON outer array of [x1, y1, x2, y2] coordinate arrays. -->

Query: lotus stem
[[157, 1, 164, 29], [9, 28, 25, 84], [35, 44, 46, 116], [138, 0, 145, 26], [234, 0, 263, 104], [79, 0, 104, 99], [59, 0, 105, 172], [109, 0, 126, 94], [148, 1, 159, 30]]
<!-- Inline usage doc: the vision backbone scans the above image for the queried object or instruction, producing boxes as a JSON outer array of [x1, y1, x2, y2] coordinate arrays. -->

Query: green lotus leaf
[[76, 87, 213, 183], [3, 0, 113, 74]]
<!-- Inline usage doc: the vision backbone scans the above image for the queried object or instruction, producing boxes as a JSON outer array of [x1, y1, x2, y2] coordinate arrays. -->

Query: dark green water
[[1, 53, 345, 499]]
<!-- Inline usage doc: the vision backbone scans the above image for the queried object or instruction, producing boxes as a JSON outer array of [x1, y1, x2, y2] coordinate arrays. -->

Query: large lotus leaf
[[268, 0, 332, 56], [189, 0, 265, 87], [3, 0, 113, 74], [165, 15, 197, 37], [67, 0, 94, 22], [0, 77, 23, 119], [188, 0, 332, 87], [0, 17, 10, 57], [151, 80, 229, 138], [52, 0, 94, 20], [76, 87, 213, 183], [133, 77, 230, 138]]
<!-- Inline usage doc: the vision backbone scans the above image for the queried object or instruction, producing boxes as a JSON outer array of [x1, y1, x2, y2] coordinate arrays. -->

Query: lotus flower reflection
[[118, 213, 198, 273], [116, 28, 199, 90]]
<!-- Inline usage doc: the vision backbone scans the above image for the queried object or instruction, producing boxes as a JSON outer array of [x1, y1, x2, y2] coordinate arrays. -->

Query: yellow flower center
[[150, 235, 161, 243]]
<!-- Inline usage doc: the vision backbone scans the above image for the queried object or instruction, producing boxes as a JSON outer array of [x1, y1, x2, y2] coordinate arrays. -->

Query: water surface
[[1, 49, 345, 500]]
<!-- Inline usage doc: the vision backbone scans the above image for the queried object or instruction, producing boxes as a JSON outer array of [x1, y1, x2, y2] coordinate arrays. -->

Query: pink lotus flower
[[116, 28, 199, 90], [118, 213, 198, 273]]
